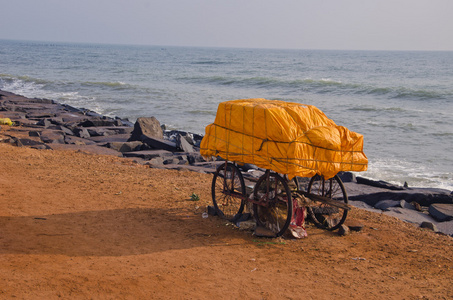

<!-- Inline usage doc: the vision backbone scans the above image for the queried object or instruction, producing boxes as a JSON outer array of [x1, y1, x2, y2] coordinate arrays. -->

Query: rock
[[374, 200, 400, 210], [107, 141, 143, 153], [436, 220, 453, 237], [57, 125, 75, 136], [148, 156, 165, 165], [12, 138, 52, 150], [40, 130, 65, 144], [163, 157, 182, 165], [186, 152, 206, 164], [428, 204, 453, 222], [85, 133, 131, 144], [338, 224, 350, 236], [29, 131, 41, 137], [78, 118, 118, 127], [356, 176, 405, 190], [129, 117, 163, 141], [122, 150, 173, 160], [207, 205, 217, 216], [338, 172, 356, 183], [140, 135, 178, 152], [349, 189, 453, 207], [420, 221, 438, 232], [344, 220, 364, 231], [37, 118, 53, 128], [383, 207, 438, 226], [86, 127, 115, 137], [411, 201, 422, 211], [177, 134, 194, 153], [254, 226, 276, 238], [73, 127, 91, 139], [64, 135, 96, 146], [400, 200, 415, 210]]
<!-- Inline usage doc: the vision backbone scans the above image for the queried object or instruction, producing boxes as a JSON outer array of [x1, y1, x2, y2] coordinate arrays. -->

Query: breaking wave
[[177, 75, 451, 101]]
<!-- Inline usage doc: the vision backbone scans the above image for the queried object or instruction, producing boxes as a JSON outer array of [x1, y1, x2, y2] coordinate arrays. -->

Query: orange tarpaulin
[[200, 99, 368, 179]]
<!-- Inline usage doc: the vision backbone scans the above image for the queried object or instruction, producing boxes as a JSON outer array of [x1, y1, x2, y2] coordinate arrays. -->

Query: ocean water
[[1, 40, 452, 190]]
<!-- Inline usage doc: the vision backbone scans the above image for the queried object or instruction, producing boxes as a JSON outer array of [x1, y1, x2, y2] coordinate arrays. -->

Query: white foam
[[361, 158, 453, 190]]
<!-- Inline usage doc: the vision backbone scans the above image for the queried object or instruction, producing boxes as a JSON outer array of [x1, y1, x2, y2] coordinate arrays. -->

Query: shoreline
[[1, 89, 452, 236]]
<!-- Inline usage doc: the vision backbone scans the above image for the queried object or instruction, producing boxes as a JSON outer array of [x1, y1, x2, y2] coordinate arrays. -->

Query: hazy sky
[[1, 0, 452, 51]]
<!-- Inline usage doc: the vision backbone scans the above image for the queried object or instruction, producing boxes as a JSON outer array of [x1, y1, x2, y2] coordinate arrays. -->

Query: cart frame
[[211, 161, 350, 237]]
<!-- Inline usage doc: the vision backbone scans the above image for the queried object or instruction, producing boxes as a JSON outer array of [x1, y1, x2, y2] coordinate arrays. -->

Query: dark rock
[[79, 118, 118, 127], [140, 135, 178, 152], [107, 141, 143, 153], [64, 135, 96, 146], [57, 125, 74, 136], [411, 201, 422, 211], [400, 200, 415, 210], [13, 138, 52, 150], [40, 130, 65, 144], [338, 172, 356, 183], [186, 152, 206, 164], [338, 224, 350, 236], [420, 221, 438, 232], [85, 133, 130, 144], [374, 200, 400, 210], [344, 220, 364, 231], [349, 189, 453, 207], [86, 127, 115, 137], [207, 205, 217, 216], [129, 117, 163, 141], [84, 110, 103, 118], [37, 118, 53, 128], [122, 150, 173, 160], [26, 112, 56, 119], [73, 127, 90, 139], [61, 103, 83, 113], [163, 157, 182, 165], [29, 131, 41, 137], [356, 176, 405, 190], [428, 204, 453, 222]]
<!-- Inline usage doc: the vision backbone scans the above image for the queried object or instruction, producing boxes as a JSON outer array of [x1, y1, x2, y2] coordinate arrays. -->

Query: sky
[[1, 0, 452, 51]]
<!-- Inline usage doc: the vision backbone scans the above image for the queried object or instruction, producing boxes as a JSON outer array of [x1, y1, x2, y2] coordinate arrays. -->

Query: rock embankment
[[0, 90, 218, 173], [1, 89, 452, 236]]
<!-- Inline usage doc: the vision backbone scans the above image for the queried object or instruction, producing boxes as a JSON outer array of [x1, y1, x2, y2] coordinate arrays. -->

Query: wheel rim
[[212, 163, 245, 220], [307, 175, 348, 230], [253, 173, 292, 236]]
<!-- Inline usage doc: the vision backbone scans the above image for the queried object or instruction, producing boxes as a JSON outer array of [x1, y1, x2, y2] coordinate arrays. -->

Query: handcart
[[200, 99, 368, 237]]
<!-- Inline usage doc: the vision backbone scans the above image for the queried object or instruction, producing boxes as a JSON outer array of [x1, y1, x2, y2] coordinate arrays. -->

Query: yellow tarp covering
[[200, 99, 368, 179]]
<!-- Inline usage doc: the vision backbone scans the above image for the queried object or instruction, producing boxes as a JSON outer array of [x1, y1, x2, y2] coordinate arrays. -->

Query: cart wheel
[[253, 172, 293, 237], [307, 174, 348, 230], [212, 162, 245, 221]]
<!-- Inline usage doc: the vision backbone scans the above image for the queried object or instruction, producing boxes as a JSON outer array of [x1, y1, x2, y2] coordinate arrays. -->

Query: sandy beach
[[0, 134, 452, 298]]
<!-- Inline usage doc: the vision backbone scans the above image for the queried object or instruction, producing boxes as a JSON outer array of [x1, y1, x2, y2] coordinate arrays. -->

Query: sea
[[1, 39, 452, 190]]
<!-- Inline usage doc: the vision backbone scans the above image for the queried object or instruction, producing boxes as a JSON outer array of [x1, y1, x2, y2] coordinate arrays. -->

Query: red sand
[[0, 138, 452, 299]]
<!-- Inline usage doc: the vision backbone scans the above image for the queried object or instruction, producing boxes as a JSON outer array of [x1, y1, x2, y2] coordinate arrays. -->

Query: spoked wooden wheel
[[253, 172, 293, 237], [307, 174, 348, 230], [211, 162, 245, 221]]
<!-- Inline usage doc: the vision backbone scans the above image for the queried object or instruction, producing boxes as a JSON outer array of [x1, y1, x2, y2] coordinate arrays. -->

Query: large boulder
[[128, 117, 163, 141], [429, 203, 453, 222]]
